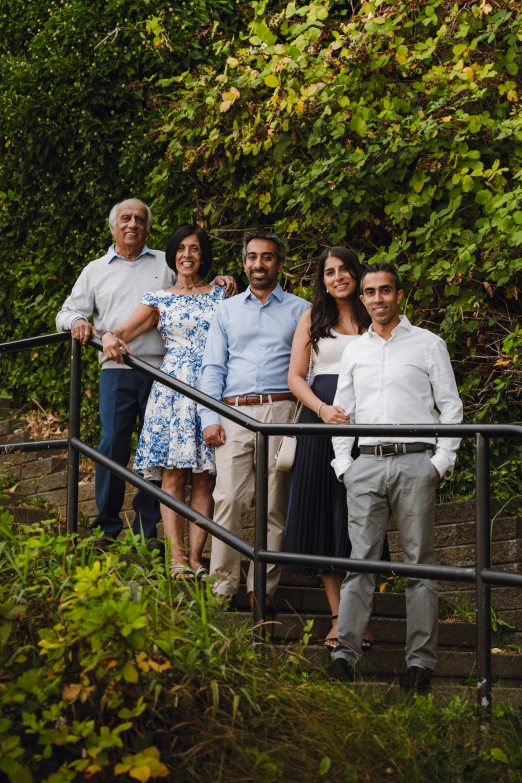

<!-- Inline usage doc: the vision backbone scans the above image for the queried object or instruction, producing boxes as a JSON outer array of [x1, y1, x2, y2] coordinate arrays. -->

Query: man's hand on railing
[[71, 319, 99, 345], [203, 424, 226, 447], [101, 331, 131, 364]]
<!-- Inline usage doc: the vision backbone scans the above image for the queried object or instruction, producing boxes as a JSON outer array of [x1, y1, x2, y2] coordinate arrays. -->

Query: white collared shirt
[[331, 315, 463, 480]]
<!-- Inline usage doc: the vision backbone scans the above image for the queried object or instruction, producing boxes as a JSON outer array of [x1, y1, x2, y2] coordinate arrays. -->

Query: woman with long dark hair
[[284, 247, 390, 649], [101, 225, 226, 579]]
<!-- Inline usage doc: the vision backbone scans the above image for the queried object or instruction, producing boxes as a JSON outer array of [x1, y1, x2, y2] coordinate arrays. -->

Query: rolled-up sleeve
[[198, 308, 229, 430], [56, 268, 94, 332], [331, 352, 357, 480], [429, 338, 463, 479]]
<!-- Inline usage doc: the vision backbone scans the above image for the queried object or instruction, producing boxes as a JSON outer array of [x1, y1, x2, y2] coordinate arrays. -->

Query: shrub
[[1, 512, 522, 782]]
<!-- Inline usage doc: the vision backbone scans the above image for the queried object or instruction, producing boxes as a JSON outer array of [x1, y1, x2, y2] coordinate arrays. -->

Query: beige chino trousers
[[210, 400, 294, 596]]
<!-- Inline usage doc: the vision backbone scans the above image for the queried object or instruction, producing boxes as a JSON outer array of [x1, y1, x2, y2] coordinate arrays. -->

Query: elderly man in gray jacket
[[57, 199, 235, 546]]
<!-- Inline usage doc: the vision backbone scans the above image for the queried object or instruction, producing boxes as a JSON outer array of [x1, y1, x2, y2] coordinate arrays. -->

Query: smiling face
[[243, 238, 283, 292], [175, 233, 202, 277], [360, 271, 404, 326], [323, 255, 357, 301], [111, 199, 148, 258]]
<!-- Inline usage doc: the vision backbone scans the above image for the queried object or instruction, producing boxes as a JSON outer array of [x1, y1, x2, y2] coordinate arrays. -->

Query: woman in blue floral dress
[[101, 225, 226, 578]]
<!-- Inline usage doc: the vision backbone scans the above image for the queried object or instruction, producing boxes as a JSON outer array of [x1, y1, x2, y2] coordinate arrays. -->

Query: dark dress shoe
[[399, 666, 433, 691], [327, 658, 355, 682], [248, 591, 276, 614], [146, 538, 166, 558]]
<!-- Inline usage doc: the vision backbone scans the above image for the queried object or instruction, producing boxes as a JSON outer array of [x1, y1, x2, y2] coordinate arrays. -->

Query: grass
[[1, 512, 522, 782]]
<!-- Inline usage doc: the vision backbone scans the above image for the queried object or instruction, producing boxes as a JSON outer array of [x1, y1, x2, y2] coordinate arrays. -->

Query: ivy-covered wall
[[1, 0, 521, 496]]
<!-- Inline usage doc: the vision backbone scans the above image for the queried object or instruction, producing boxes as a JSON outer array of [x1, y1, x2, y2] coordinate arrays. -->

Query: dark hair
[[242, 230, 286, 264], [310, 247, 371, 351], [360, 262, 401, 294], [165, 225, 213, 278]]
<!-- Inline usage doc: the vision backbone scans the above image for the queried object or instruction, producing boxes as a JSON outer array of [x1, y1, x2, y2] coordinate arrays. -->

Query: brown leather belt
[[223, 392, 296, 406], [359, 443, 433, 457]]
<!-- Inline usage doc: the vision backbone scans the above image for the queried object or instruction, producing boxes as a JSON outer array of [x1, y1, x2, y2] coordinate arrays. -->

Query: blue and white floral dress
[[134, 285, 226, 479]]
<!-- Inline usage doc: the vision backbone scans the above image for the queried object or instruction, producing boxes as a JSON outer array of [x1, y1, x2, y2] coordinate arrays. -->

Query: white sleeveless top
[[313, 331, 359, 376]]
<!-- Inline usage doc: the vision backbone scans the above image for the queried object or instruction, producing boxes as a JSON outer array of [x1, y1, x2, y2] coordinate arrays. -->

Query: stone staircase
[[229, 566, 522, 705], [2, 397, 522, 703]]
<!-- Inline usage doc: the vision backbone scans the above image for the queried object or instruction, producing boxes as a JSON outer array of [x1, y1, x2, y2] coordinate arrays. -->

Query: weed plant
[[1, 511, 522, 782]]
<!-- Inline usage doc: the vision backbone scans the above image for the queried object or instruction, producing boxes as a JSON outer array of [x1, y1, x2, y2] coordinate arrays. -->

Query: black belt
[[359, 443, 433, 457]]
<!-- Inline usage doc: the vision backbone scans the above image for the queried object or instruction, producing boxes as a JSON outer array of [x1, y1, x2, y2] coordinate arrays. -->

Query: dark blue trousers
[[91, 368, 161, 538]]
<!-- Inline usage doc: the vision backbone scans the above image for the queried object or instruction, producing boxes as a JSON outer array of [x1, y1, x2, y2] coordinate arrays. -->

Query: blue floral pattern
[[134, 285, 226, 479]]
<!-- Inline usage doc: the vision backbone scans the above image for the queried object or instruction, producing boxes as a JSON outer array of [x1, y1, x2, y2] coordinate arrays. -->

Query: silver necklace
[[174, 280, 204, 290]]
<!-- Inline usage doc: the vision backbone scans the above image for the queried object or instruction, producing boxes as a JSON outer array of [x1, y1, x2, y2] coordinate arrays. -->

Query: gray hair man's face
[[111, 199, 148, 253]]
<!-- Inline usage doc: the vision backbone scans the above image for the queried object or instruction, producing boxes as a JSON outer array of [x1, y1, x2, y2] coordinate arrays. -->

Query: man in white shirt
[[329, 262, 463, 690]]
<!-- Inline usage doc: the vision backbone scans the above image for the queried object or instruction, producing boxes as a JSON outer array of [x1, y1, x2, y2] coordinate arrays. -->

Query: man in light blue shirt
[[199, 231, 310, 608]]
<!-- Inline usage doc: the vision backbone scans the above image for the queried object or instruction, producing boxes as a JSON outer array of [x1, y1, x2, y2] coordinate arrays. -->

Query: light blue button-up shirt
[[198, 283, 310, 429]]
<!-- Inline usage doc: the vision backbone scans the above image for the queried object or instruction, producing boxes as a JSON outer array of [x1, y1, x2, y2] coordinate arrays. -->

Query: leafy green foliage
[[1, 513, 522, 782], [1, 0, 521, 494]]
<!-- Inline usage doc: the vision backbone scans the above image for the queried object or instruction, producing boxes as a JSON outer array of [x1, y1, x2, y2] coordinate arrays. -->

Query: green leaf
[[319, 756, 332, 776], [490, 748, 509, 764]]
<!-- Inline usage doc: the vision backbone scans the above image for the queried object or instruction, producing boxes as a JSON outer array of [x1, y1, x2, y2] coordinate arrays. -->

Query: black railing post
[[253, 431, 268, 635], [65, 338, 81, 535], [476, 433, 492, 714]]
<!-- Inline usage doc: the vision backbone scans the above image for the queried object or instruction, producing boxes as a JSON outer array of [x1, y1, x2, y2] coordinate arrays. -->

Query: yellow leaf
[[219, 100, 233, 113], [86, 765, 102, 777], [148, 659, 171, 673], [494, 359, 510, 366], [507, 90, 518, 102], [62, 683, 82, 701], [154, 38, 163, 49], [441, 115, 452, 123], [230, 86, 240, 98], [396, 54, 407, 64], [122, 662, 139, 683], [462, 66, 474, 82], [294, 100, 305, 114], [379, 582, 387, 593], [264, 74, 279, 88], [129, 765, 152, 783], [227, 56, 239, 68]]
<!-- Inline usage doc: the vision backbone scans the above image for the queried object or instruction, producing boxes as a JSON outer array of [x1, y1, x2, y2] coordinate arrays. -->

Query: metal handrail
[[1, 331, 522, 714]]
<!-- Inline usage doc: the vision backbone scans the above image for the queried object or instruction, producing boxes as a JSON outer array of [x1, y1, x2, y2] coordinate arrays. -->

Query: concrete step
[[388, 515, 522, 553], [0, 418, 23, 437], [4, 505, 54, 525], [228, 610, 514, 649], [0, 431, 30, 447], [18, 469, 70, 496], [0, 492, 25, 507], [289, 644, 522, 680]]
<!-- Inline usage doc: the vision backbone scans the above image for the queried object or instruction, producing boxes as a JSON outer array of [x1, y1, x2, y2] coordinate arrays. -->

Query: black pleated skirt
[[283, 374, 390, 575]]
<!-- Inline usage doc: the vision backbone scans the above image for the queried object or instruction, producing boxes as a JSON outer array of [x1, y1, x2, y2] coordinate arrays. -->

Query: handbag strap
[[292, 345, 314, 424]]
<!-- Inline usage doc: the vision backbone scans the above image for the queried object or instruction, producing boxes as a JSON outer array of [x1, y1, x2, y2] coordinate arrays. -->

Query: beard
[[247, 268, 278, 289]]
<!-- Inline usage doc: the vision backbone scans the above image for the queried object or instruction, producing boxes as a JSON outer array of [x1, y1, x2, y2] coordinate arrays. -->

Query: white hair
[[108, 199, 153, 232]]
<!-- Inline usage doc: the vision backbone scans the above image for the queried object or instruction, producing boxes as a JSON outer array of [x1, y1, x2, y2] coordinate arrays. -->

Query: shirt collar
[[368, 314, 411, 338], [106, 244, 156, 263], [244, 282, 285, 303]]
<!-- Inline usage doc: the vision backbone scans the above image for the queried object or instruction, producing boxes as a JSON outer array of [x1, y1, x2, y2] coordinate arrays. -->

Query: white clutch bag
[[275, 434, 297, 472], [275, 347, 313, 472]]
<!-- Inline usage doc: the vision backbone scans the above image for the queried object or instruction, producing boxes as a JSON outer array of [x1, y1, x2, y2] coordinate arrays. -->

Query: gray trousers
[[332, 451, 438, 670]]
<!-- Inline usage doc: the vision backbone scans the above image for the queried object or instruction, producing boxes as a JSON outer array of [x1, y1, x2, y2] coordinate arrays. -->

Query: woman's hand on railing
[[101, 332, 131, 364], [319, 405, 350, 425]]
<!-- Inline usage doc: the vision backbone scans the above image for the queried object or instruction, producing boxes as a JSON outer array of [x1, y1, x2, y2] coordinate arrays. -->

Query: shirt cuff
[[431, 452, 454, 481], [331, 455, 354, 481], [199, 409, 220, 431]]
